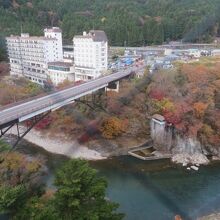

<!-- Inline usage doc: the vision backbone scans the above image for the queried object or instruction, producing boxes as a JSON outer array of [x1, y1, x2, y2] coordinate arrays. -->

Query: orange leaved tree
[[193, 102, 208, 118], [100, 117, 127, 139]]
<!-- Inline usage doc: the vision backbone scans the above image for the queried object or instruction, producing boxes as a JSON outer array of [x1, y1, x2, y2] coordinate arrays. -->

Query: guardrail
[[0, 66, 145, 127]]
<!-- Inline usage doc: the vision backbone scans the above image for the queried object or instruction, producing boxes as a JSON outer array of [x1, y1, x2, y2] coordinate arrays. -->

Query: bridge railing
[[0, 91, 53, 112], [0, 80, 88, 112], [0, 67, 139, 114]]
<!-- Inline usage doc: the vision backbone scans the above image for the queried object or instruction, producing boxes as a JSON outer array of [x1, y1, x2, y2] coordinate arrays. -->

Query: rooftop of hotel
[[6, 36, 56, 41], [6, 27, 61, 40], [44, 27, 62, 33], [74, 30, 108, 42]]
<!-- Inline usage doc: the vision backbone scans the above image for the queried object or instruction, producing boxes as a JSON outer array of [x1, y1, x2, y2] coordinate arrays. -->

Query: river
[[16, 141, 220, 220]]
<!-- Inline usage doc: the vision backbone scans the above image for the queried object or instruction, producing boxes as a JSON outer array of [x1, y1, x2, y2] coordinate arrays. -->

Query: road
[[0, 66, 144, 128]]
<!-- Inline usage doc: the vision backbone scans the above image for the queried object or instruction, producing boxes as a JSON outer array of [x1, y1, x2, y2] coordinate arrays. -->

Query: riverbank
[[7, 126, 148, 160], [8, 127, 105, 160], [198, 212, 220, 220], [6, 126, 217, 166], [171, 153, 210, 166]]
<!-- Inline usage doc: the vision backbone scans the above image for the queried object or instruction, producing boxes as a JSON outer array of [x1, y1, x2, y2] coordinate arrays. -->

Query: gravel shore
[[8, 127, 105, 160]]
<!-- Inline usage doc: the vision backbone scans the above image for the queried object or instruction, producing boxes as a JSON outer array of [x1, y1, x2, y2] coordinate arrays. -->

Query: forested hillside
[[0, 0, 220, 46]]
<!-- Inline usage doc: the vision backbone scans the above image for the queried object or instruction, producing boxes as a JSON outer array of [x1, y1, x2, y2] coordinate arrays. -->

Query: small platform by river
[[128, 145, 171, 161]]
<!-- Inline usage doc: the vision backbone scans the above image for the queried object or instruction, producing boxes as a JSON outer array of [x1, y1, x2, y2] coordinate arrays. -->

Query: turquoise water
[[17, 142, 220, 220], [92, 157, 220, 220]]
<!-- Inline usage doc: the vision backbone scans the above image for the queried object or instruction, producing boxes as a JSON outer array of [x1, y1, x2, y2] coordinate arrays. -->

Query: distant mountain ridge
[[0, 0, 220, 46]]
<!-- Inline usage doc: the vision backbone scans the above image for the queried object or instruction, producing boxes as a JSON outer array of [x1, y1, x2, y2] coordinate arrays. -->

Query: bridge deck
[[0, 67, 142, 129]]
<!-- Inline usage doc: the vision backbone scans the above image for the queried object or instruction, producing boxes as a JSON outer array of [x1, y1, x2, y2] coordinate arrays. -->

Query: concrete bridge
[[0, 66, 144, 146]]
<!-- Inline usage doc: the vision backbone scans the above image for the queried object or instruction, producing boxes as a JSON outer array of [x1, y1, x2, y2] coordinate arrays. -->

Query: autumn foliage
[[0, 152, 44, 188], [35, 116, 53, 130], [100, 117, 128, 139], [148, 59, 220, 147], [149, 88, 165, 101], [0, 78, 43, 106], [193, 102, 208, 118], [0, 62, 9, 79]]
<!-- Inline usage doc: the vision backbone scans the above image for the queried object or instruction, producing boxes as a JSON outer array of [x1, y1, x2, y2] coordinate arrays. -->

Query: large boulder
[[172, 153, 209, 165]]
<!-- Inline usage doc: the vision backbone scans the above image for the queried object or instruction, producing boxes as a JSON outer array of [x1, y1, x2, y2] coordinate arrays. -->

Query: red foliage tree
[[35, 116, 53, 130], [25, 116, 53, 130], [163, 110, 181, 125], [149, 89, 165, 101], [78, 120, 100, 143]]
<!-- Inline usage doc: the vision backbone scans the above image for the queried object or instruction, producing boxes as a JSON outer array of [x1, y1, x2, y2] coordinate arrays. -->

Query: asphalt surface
[[0, 66, 143, 127]]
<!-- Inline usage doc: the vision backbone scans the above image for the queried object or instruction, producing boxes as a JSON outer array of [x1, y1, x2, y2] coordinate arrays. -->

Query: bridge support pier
[[75, 88, 107, 112], [106, 81, 120, 93]]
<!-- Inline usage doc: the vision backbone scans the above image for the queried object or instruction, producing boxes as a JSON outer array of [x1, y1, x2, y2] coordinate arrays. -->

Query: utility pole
[[20, 23, 23, 34]]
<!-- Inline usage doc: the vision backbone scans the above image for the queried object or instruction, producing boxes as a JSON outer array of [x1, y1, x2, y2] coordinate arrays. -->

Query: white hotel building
[[73, 30, 108, 81], [6, 27, 63, 85], [47, 61, 75, 86]]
